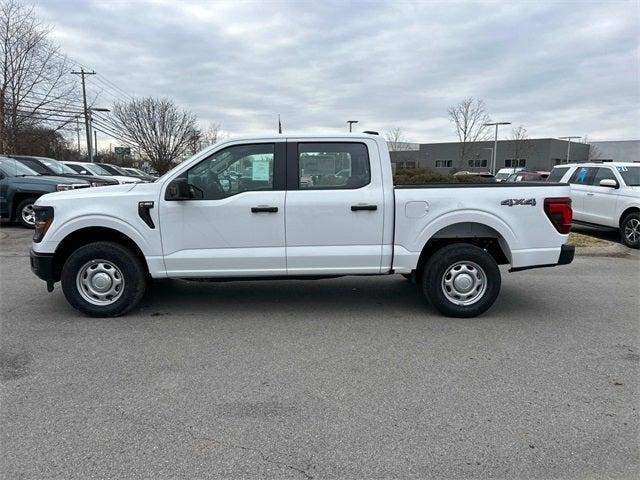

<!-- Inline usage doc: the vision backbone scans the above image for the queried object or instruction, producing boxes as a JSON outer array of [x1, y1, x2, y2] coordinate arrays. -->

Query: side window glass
[[592, 168, 616, 185], [186, 144, 274, 200], [547, 167, 568, 182], [298, 142, 370, 189], [568, 167, 595, 185]]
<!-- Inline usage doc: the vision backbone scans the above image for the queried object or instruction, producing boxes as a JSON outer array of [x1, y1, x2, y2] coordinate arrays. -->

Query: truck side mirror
[[599, 179, 619, 189], [165, 177, 193, 200]]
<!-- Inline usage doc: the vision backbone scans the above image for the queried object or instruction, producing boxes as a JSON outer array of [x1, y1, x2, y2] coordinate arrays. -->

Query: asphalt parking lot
[[1, 225, 638, 479]]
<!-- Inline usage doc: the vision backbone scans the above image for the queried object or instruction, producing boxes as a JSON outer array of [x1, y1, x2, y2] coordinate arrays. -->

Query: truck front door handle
[[251, 206, 278, 213], [586, 193, 595, 196], [351, 204, 377, 211]]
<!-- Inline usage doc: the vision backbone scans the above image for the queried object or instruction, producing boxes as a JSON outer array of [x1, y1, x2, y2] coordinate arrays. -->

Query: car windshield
[[84, 163, 111, 175], [495, 172, 510, 181], [41, 159, 77, 175], [616, 166, 640, 186], [0, 158, 40, 177]]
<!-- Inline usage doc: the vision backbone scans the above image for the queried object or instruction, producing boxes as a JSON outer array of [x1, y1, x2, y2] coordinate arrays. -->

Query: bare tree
[[583, 135, 604, 161], [509, 125, 533, 163], [0, 0, 79, 153], [107, 97, 198, 174], [199, 122, 224, 148], [385, 127, 411, 151], [448, 97, 491, 169]]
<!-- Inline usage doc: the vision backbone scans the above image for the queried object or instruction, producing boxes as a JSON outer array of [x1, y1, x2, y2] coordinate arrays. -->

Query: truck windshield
[[0, 158, 40, 177], [84, 163, 111, 175], [616, 166, 639, 186], [41, 159, 78, 175]]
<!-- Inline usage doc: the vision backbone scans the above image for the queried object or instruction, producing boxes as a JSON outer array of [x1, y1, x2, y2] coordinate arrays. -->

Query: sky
[[35, 0, 640, 143]]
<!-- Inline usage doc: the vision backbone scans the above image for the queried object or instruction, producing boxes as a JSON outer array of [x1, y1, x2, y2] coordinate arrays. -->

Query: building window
[[435, 160, 452, 168], [554, 158, 570, 165], [505, 158, 527, 168], [468, 159, 489, 168], [398, 161, 417, 169]]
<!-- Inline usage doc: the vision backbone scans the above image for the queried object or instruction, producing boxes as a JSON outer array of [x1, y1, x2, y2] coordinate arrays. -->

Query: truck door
[[567, 166, 596, 222], [159, 141, 287, 277], [284, 139, 384, 274], [582, 167, 620, 227]]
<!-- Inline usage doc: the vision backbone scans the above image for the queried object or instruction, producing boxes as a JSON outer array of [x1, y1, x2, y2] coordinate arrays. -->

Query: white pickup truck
[[30, 133, 574, 318]]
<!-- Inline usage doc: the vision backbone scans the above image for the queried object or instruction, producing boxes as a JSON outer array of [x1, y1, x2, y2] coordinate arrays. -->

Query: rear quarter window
[[547, 167, 569, 182]]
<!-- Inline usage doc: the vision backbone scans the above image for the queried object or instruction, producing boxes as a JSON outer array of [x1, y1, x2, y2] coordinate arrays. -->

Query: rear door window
[[568, 167, 596, 185], [297, 143, 370, 189]]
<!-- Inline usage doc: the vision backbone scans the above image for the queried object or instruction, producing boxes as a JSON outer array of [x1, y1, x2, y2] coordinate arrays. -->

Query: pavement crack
[[186, 426, 314, 479]]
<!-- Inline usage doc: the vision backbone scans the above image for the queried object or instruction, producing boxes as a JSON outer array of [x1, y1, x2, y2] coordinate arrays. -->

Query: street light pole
[[480, 147, 493, 170], [558, 136, 581, 163], [347, 120, 358, 133], [483, 122, 511, 174]]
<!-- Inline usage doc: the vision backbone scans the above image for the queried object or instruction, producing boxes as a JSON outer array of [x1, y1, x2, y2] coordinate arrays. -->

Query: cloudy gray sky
[[36, 0, 639, 142]]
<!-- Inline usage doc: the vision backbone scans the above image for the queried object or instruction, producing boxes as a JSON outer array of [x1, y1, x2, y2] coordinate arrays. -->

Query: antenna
[[278, 114, 282, 134]]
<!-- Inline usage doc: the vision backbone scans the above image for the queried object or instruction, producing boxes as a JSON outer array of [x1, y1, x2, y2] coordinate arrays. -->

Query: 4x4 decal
[[501, 198, 537, 207]]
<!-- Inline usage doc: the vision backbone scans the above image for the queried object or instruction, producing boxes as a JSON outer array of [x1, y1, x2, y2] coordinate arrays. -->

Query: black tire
[[15, 197, 37, 229], [61, 241, 147, 317], [422, 243, 501, 318], [620, 212, 640, 249]]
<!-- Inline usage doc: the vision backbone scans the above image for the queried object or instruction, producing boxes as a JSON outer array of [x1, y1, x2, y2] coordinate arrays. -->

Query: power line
[[91, 118, 137, 144]]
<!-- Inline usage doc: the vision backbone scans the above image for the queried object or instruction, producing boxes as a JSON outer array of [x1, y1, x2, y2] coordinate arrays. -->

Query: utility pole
[[94, 129, 98, 160], [75, 116, 81, 153], [558, 136, 581, 163], [347, 120, 358, 132], [71, 68, 96, 160], [484, 121, 511, 174]]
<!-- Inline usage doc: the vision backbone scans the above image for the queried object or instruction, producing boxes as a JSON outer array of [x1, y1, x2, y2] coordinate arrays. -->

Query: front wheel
[[422, 243, 501, 318], [621, 212, 640, 249], [16, 197, 37, 228], [61, 241, 147, 317]]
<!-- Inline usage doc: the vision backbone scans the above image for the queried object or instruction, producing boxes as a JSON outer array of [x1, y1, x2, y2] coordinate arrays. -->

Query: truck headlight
[[33, 206, 54, 243], [56, 184, 73, 191]]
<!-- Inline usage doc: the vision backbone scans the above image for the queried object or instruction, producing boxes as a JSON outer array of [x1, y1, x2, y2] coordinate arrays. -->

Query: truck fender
[[49, 214, 154, 257]]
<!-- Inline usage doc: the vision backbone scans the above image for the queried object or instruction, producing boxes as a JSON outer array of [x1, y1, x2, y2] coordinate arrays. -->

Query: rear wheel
[[16, 198, 37, 228], [621, 212, 640, 249], [61, 241, 147, 317], [422, 243, 501, 318]]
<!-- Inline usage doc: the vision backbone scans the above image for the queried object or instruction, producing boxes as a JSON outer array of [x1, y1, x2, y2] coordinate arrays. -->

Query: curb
[[574, 243, 630, 257]]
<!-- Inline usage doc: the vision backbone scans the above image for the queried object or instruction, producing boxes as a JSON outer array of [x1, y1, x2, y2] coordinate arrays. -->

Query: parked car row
[[547, 162, 639, 248], [0, 155, 155, 228]]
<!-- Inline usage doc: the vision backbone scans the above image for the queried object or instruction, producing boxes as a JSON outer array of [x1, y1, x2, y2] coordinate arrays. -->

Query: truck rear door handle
[[586, 192, 595, 196], [251, 206, 278, 213], [351, 204, 377, 211]]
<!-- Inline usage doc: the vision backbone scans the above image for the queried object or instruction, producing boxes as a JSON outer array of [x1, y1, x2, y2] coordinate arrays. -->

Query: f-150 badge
[[501, 198, 536, 207]]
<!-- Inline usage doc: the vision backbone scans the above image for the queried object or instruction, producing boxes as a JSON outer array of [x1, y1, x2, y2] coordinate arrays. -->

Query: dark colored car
[[505, 171, 550, 182], [96, 162, 150, 182], [10, 155, 119, 186], [0, 156, 90, 228]]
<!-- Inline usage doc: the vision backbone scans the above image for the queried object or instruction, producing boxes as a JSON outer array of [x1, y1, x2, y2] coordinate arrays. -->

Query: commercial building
[[389, 138, 591, 173], [589, 140, 639, 162]]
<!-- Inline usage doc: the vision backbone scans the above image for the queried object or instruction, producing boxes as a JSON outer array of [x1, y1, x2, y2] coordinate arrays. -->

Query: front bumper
[[509, 244, 575, 272], [30, 249, 55, 287]]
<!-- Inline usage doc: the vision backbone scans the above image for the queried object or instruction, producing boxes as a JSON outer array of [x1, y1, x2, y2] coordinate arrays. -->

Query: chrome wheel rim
[[624, 218, 639, 244], [21, 204, 35, 225], [76, 259, 125, 306], [441, 261, 487, 306]]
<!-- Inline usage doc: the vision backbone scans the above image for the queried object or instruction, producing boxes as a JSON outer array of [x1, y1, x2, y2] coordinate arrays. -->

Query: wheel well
[[11, 193, 39, 220], [619, 207, 639, 228], [413, 222, 510, 281], [52, 227, 148, 282]]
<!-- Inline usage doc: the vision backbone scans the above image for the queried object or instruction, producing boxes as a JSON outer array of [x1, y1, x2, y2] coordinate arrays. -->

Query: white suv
[[548, 162, 639, 248]]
